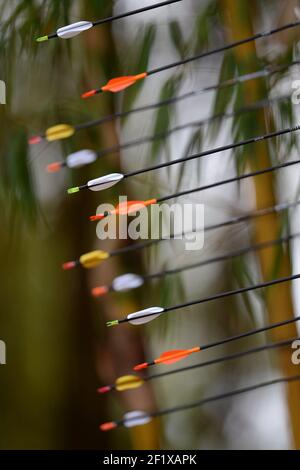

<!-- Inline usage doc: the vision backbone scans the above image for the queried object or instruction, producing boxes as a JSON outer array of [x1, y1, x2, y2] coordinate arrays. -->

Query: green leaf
[[121, 24, 156, 115]]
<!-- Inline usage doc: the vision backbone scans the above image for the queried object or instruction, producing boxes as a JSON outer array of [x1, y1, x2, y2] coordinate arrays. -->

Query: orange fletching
[[101, 73, 147, 93], [90, 199, 156, 221], [155, 347, 200, 365]]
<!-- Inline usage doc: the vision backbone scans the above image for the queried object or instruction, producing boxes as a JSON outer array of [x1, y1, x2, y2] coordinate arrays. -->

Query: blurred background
[[1, 0, 300, 450]]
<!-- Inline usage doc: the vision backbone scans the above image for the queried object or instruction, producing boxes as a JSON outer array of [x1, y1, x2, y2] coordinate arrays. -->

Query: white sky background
[[112, 0, 300, 450]]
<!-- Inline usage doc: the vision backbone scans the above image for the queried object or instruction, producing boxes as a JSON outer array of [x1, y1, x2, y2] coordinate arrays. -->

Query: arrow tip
[[36, 35, 48, 42], [67, 186, 80, 195]]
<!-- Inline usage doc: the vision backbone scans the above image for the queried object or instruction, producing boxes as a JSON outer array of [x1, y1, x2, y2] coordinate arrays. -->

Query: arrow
[[28, 62, 299, 147], [106, 307, 165, 328], [99, 375, 300, 430], [91, 232, 300, 297], [47, 150, 98, 173], [67, 173, 124, 194], [134, 347, 201, 371], [62, 250, 110, 270], [97, 375, 145, 394], [36, 1, 182, 42], [66, 125, 300, 195], [107, 273, 300, 327], [62, 200, 300, 272], [92, 274, 144, 297], [82, 19, 300, 96], [97, 325, 300, 393], [43, 93, 291, 172]]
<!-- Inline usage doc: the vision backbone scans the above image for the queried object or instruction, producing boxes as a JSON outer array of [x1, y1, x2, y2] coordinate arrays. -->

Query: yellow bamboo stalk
[[221, 0, 300, 449]]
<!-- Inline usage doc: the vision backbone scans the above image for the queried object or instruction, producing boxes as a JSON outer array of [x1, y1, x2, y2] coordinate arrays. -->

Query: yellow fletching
[[46, 124, 75, 142], [79, 250, 110, 269], [115, 375, 144, 392]]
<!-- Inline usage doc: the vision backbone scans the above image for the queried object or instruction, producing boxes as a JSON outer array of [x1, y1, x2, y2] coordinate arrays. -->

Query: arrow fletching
[[90, 199, 156, 221], [112, 274, 144, 292], [87, 173, 124, 192], [127, 306, 164, 326], [100, 411, 151, 431], [133, 347, 201, 371], [97, 375, 145, 393], [116, 375, 145, 392], [47, 150, 98, 173], [82, 73, 147, 98], [79, 250, 110, 269], [57, 21, 93, 39], [106, 307, 164, 328], [46, 124, 75, 142], [123, 411, 152, 428]]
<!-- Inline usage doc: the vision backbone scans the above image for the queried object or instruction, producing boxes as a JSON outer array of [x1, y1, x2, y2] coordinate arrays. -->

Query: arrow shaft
[[147, 20, 300, 75], [165, 273, 300, 313], [69, 61, 298, 131], [143, 232, 300, 281], [93, 0, 182, 27], [109, 199, 300, 256], [79, 93, 289, 160], [120, 274, 300, 324], [157, 159, 300, 203], [124, 125, 300, 180], [150, 375, 300, 420], [148, 337, 299, 381]]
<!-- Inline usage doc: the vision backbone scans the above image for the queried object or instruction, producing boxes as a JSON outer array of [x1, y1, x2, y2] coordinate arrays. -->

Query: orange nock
[[47, 162, 63, 173], [99, 421, 118, 432], [91, 286, 110, 298]]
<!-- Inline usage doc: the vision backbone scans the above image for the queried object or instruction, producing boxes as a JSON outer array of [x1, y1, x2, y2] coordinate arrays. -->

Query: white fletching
[[127, 306, 164, 325], [112, 274, 144, 292], [67, 150, 97, 169], [87, 173, 124, 192], [124, 411, 152, 428], [57, 21, 93, 39]]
